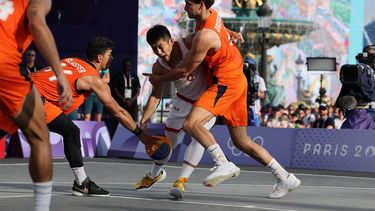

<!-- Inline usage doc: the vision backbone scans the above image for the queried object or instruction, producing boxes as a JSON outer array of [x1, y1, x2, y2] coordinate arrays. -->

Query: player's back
[[195, 9, 243, 82], [0, 0, 32, 71], [30, 58, 99, 113]]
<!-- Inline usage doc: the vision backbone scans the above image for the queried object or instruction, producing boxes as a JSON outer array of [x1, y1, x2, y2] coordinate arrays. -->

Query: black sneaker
[[72, 177, 110, 197]]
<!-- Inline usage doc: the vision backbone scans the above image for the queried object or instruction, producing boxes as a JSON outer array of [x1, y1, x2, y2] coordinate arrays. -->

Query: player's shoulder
[[152, 61, 167, 75]]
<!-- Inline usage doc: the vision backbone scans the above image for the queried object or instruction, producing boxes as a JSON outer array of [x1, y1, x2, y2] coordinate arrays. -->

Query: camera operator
[[336, 45, 375, 129], [362, 45, 375, 121], [243, 57, 267, 126]]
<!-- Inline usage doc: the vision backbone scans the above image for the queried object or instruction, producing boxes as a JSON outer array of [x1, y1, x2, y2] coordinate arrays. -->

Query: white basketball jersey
[[157, 38, 207, 101]]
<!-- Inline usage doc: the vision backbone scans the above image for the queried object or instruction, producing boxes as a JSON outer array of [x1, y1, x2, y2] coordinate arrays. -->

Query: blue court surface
[[0, 158, 374, 211]]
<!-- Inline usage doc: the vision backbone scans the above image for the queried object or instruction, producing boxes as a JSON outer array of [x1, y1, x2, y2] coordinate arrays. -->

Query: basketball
[[145, 135, 172, 160]]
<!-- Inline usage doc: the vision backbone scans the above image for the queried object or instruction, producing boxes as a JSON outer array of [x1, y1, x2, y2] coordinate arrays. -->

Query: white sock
[[179, 139, 205, 178], [184, 139, 205, 165], [267, 158, 289, 180], [149, 162, 164, 178], [71, 166, 87, 185], [207, 144, 228, 163], [33, 181, 52, 211], [179, 163, 195, 179]]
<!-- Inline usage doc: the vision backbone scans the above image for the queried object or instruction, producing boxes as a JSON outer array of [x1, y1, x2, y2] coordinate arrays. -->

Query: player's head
[[363, 45, 375, 55], [86, 36, 115, 70], [146, 24, 173, 61], [184, 0, 214, 18], [24, 49, 36, 63]]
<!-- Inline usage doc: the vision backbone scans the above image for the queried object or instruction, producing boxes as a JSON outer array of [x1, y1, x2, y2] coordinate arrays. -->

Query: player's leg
[[184, 85, 240, 187], [170, 116, 216, 198], [11, 87, 52, 211], [134, 129, 182, 190], [228, 125, 301, 198], [227, 80, 300, 198], [47, 112, 109, 197], [134, 97, 187, 190]]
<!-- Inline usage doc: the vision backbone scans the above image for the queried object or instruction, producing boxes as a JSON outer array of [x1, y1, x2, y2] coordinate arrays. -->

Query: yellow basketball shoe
[[169, 177, 188, 199], [134, 169, 166, 190]]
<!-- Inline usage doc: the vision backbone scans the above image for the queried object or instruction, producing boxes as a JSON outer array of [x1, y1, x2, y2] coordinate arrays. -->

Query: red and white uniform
[[156, 38, 211, 132]]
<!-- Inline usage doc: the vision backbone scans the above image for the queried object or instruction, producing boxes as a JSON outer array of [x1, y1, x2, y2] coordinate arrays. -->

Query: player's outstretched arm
[[83, 77, 138, 132], [140, 63, 165, 130], [27, 0, 72, 108]]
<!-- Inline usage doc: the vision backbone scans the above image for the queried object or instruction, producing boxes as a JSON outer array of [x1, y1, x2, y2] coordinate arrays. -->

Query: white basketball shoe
[[203, 161, 240, 187], [269, 173, 301, 199]]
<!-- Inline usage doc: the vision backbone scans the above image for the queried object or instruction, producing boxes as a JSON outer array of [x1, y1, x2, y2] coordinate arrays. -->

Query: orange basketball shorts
[[0, 65, 32, 117], [195, 75, 248, 127]]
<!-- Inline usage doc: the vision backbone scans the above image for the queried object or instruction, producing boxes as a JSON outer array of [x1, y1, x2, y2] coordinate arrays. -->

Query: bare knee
[[183, 119, 195, 134]]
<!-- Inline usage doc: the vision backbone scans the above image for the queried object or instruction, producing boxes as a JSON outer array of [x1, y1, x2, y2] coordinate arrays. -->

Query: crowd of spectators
[[259, 103, 347, 129]]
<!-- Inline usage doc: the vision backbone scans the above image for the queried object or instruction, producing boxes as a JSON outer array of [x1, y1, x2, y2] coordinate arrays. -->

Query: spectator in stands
[[111, 58, 140, 121], [287, 104, 296, 120], [302, 105, 315, 128], [266, 106, 282, 128], [83, 68, 110, 121], [312, 103, 335, 129], [20, 49, 43, 79], [294, 119, 305, 128], [279, 113, 290, 128], [334, 108, 345, 129]]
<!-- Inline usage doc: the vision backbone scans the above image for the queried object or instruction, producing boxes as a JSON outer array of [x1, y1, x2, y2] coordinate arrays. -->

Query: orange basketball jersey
[[30, 58, 99, 114], [195, 9, 244, 82], [0, 0, 32, 70], [0, 0, 34, 116]]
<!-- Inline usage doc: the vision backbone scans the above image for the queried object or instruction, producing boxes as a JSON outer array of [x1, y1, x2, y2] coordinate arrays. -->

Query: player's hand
[[143, 73, 159, 85], [56, 74, 72, 109], [227, 29, 244, 44]]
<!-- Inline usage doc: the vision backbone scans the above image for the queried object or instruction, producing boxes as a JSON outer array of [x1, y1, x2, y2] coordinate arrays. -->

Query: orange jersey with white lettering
[[195, 9, 243, 82], [30, 58, 99, 114], [0, 0, 34, 116], [0, 0, 32, 72]]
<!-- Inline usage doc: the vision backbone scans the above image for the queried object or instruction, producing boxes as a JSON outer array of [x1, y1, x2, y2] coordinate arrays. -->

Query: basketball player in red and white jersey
[[0, 0, 72, 210], [134, 25, 216, 199], [146, 0, 300, 199], [0, 37, 170, 197]]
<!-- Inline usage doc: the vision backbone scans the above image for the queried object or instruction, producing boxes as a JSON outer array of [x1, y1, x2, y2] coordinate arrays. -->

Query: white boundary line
[[1, 160, 375, 181], [0, 181, 374, 191], [108, 194, 298, 211], [0, 192, 297, 211]]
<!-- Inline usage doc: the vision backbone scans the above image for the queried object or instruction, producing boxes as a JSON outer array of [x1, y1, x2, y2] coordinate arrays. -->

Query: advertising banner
[[292, 128, 375, 172], [7, 121, 110, 158], [108, 125, 297, 167]]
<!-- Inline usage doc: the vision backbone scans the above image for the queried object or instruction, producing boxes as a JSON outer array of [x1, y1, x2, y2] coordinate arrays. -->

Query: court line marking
[[0, 192, 297, 211], [0, 181, 374, 190], [1, 161, 375, 181], [107, 194, 298, 211]]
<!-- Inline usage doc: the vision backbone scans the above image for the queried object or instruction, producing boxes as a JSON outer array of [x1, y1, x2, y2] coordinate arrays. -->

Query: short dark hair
[[122, 58, 131, 68], [191, 0, 215, 9], [146, 24, 172, 45], [86, 36, 115, 60], [363, 45, 375, 53]]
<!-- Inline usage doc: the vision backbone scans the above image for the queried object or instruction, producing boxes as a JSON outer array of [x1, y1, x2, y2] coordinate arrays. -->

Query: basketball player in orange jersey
[[145, 0, 300, 199], [0, 37, 170, 197], [0, 0, 72, 210]]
